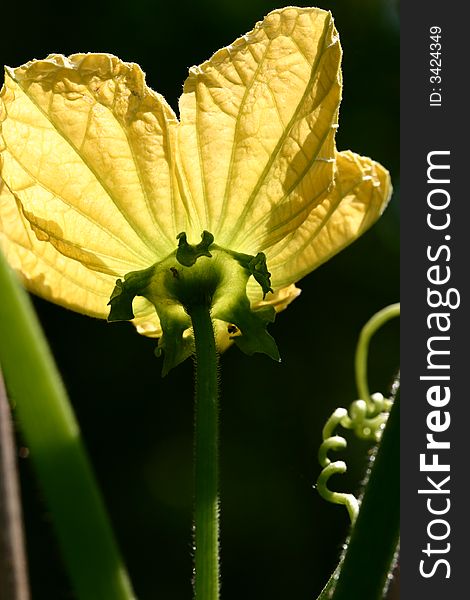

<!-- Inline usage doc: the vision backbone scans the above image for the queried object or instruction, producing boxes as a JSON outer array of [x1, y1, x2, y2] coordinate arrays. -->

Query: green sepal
[[216, 300, 279, 362], [107, 279, 134, 321], [247, 252, 273, 298], [107, 266, 155, 322], [235, 305, 279, 360], [176, 231, 214, 267], [154, 304, 193, 376], [226, 250, 273, 299]]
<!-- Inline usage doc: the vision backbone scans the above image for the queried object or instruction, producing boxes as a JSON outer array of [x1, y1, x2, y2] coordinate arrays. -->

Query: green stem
[[188, 303, 220, 600], [318, 391, 400, 600], [0, 251, 135, 600]]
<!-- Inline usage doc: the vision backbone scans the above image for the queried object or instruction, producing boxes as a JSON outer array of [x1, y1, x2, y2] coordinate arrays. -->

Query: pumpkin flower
[[0, 7, 391, 373]]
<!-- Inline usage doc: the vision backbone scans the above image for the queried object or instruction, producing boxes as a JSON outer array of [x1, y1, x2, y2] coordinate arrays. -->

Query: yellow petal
[[251, 282, 301, 312], [265, 150, 392, 288], [177, 7, 341, 252], [1, 177, 164, 332], [0, 178, 113, 317], [131, 297, 162, 338], [0, 53, 187, 328], [0, 54, 184, 277]]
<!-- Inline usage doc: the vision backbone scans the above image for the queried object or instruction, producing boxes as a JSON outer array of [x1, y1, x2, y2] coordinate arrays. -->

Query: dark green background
[[1, 1, 399, 598]]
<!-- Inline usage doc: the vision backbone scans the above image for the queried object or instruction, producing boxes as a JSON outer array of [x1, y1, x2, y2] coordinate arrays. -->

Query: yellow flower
[[0, 7, 391, 370]]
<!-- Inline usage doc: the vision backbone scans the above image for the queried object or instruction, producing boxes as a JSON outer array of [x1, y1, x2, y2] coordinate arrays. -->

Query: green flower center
[[107, 231, 279, 374]]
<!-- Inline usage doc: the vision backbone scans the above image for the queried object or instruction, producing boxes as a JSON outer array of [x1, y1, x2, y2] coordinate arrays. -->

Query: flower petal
[[177, 7, 341, 251], [0, 178, 163, 330], [132, 298, 163, 338], [265, 150, 392, 288], [0, 54, 184, 278], [0, 178, 113, 317], [251, 283, 302, 312]]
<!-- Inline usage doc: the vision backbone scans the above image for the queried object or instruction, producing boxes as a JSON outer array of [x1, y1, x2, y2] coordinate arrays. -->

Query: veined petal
[[0, 54, 185, 274], [0, 53, 187, 322], [0, 179, 163, 330], [265, 150, 392, 289], [0, 178, 113, 317], [177, 7, 341, 251]]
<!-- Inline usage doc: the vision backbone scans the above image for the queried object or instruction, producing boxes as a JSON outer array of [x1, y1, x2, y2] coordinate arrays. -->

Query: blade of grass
[[0, 250, 135, 600]]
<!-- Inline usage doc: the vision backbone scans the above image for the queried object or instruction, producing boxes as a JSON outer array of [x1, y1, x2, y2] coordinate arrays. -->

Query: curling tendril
[[316, 304, 400, 524]]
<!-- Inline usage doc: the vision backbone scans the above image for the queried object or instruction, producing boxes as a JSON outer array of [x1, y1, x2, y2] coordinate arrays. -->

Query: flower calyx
[[107, 232, 279, 374]]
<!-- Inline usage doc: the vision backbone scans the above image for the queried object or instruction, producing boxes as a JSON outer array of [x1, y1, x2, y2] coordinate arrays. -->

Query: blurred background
[[1, 0, 399, 598]]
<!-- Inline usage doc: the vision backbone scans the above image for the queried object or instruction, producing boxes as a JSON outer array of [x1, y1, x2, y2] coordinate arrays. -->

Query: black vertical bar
[[401, 3, 468, 598]]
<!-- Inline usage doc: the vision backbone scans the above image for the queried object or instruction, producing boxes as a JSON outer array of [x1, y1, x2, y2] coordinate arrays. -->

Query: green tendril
[[316, 304, 400, 523], [355, 303, 400, 413], [317, 407, 359, 523]]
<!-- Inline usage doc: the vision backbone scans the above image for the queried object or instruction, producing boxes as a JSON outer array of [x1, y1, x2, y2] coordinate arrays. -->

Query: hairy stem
[[188, 303, 220, 600], [0, 251, 135, 600]]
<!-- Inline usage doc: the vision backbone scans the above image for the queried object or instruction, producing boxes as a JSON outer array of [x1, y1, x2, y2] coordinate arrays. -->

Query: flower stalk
[[189, 303, 220, 600], [109, 230, 279, 599]]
